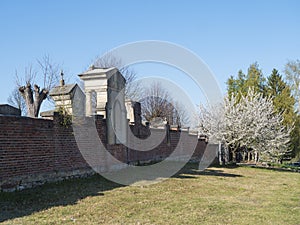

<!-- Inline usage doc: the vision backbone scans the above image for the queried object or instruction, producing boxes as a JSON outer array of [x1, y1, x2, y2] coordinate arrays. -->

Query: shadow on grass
[[239, 164, 300, 173], [0, 162, 242, 223], [174, 162, 243, 179], [0, 174, 124, 223]]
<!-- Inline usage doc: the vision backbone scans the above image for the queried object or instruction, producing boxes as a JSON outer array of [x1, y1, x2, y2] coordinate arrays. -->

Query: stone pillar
[[96, 89, 107, 117], [106, 71, 127, 145], [120, 107, 127, 144], [113, 100, 128, 144], [78, 67, 127, 144], [125, 101, 142, 125], [106, 101, 115, 145], [85, 91, 92, 116], [107, 98, 127, 145]]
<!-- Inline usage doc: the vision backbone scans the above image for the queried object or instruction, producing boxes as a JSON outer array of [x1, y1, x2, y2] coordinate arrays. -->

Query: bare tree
[[140, 82, 188, 126], [172, 101, 190, 127], [140, 82, 173, 122], [17, 55, 60, 118], [94, 53, 141, 101], [7, 87, 27, 116]]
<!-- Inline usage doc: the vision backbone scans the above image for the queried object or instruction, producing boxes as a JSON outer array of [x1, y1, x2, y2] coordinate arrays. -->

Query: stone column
[[85, 91, 92, 116], [106, 101, 115, 145], [119, 108, 127, 144], [96, 89, 107, 117]]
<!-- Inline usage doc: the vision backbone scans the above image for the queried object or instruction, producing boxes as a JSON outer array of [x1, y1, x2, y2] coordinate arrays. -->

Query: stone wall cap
[[50, 84, 77, 96], [0, 104, 21, 116], [78, 67, 117, 77], [40, 110, 55, 117], [0, 104, 18, 109]]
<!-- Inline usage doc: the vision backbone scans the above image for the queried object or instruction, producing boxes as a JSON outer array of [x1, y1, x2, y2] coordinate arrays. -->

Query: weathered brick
[[0, 114, 207, 191]]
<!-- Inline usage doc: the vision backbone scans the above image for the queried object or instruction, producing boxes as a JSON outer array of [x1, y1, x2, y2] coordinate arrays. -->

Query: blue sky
[[0, 0, 299, 108]]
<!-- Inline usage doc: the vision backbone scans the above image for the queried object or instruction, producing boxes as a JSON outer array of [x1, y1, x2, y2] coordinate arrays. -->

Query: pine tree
[[226, 63, 266, 100], [266, 69, 296, 126], [226, 75, 237, 98], [290, 115, 300, 160], [245, 62, 266, 95]]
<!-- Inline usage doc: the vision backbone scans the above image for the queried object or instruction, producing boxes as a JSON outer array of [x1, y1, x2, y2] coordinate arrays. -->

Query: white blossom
[[198, 89, 292, 162]]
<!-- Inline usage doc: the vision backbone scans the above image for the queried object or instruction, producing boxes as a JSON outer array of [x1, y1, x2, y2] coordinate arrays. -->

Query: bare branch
[[7, 87, 27, 116], [36, 54, 60, 91], [139, 82, 187, 126], [15, 55, 61, 117], [94, 53, 141, 100]]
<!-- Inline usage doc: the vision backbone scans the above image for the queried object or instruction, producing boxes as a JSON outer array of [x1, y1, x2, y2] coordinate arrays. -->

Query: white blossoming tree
[[198, 89, 292, 164]]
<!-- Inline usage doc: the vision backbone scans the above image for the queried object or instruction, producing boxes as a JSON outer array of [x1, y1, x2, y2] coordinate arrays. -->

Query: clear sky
[[0, 0, 299, 108]]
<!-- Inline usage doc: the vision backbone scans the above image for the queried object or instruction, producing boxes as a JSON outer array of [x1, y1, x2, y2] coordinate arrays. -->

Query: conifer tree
[[226, 63, 266, 101], [245, 62, 266, 95], [266, 69, 296, 126]]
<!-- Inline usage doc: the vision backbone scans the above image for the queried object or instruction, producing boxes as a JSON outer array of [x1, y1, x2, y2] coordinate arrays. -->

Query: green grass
[[1, 163, 299, 225]]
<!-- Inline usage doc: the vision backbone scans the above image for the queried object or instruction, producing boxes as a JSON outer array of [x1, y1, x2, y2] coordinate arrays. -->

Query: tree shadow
[[0, 162, 243, 223], [0, 174, 124, 223], [240, 164, 300, 173], [198, 169, 243, 177], [174, 162, 243, 179]]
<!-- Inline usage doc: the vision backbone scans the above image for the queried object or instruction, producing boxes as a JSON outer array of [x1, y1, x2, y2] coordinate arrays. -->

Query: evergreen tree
[[290, 115, 300, 160], [226, 62, 265, 100], [266, 69, 296, 126], [226, 75, 237, 98], [245, 62, 266, 95], [237, 70, 247, 93]]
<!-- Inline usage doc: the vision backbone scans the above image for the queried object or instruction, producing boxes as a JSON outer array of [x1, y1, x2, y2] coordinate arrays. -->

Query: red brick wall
[[0, 115, 91, 190], [0, 114, 207, 191]]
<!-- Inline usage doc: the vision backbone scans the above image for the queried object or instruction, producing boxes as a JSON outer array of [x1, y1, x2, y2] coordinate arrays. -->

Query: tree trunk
[[254, 151, 259, 163], [19, 83, 48, 118], [224, 146, 229, 164], [232, 152, 236, 163], [218, 141, 222, 165], [242, 151, 246, 162]]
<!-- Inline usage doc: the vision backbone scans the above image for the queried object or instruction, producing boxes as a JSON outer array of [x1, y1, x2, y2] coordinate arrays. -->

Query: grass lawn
[[0, 163, 299, 225]]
